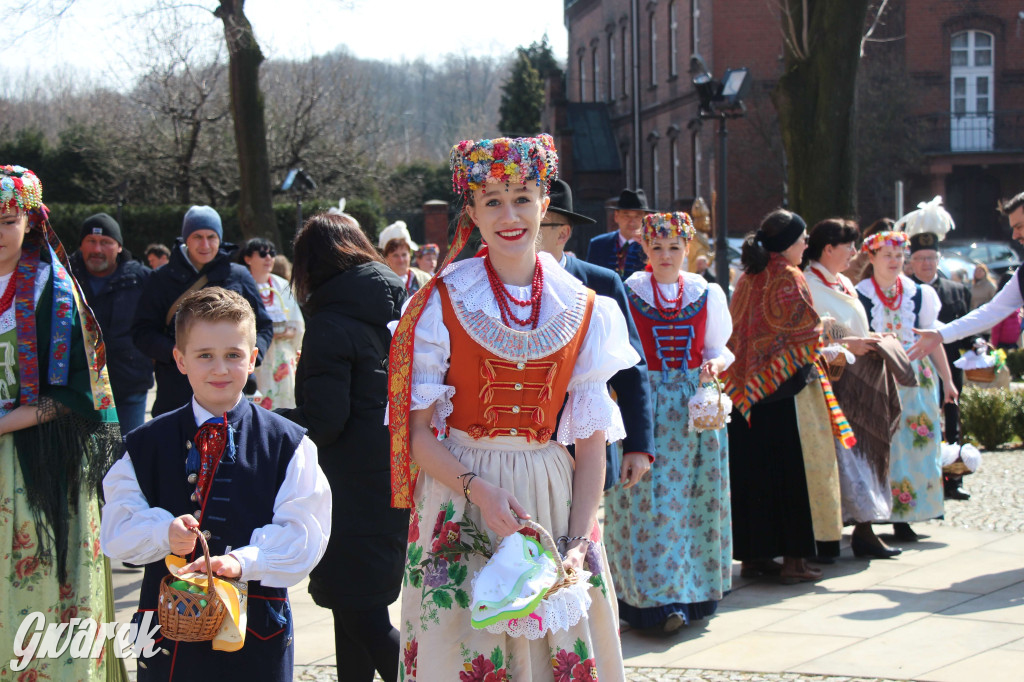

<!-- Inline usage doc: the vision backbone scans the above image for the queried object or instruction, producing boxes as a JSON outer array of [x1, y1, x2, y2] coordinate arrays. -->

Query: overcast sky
[[4, 0, 568, 87]]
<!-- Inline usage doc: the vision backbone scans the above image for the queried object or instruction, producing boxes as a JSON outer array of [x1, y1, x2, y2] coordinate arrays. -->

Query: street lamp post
[[690, 57, 750, 298], [281, 168, 317, 232]]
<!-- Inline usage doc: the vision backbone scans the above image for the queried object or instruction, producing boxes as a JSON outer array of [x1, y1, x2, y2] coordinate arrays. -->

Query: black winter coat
[[131, 239, 274, 416], [69, 252, 155, 395], [283, 261, 410, 611]]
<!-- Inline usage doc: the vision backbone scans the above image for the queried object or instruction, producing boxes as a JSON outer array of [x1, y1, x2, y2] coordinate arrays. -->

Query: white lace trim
[[856, 274, 920, 347], [439, 251, 581, 327], [557, 382, 627, 445], [473, 570, 593, 640], [410, 384, 456, 433], [0, 263, 51, 335], [624, 270, 708, 308]]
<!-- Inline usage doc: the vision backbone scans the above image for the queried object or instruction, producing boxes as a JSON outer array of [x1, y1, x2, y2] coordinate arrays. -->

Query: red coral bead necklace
[[0, 272, 16, 313], [650, 272, 684, 316], [484, 255, 544, 329], [871, 275, 903, 311]]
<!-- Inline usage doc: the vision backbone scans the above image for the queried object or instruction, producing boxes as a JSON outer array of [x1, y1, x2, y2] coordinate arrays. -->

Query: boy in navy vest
[[101, 287, 331, 681]]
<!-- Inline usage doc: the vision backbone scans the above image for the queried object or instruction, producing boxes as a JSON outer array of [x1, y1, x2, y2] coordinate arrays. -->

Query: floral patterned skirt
[[399, 429, 625, 682], [253, 338, 299, 410], [604, 367, 732, 628], [888, 358, 943, 523], [0, 434, 126, 680]]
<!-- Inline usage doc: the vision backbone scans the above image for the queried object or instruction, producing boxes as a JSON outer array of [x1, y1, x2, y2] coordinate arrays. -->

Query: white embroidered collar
[[624, 270, 707, 308], [855, 273, 920, 342]]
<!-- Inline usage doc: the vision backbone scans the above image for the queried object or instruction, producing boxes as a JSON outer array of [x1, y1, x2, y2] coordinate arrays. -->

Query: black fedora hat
[[546, 179, 597, 225], [616, 188, 657, 213]]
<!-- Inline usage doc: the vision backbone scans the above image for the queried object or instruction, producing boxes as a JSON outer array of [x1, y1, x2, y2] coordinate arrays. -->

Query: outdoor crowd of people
[[3, 133, 1023, 681]]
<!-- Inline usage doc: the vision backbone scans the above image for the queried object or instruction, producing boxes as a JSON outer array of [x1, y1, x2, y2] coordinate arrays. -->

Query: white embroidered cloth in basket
[[470, 527, 592, 639], [687, 382, 732, 432]]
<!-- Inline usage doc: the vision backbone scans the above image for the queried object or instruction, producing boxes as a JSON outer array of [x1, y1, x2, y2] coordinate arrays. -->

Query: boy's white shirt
[[100, 396, 332, 588]]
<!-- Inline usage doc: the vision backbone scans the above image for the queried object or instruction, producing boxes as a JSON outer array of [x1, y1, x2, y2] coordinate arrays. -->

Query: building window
[[608, 33, 616, 100], [649, 12, 657, 85], [950, 30, 994, 151], [692, 131, 702, 198], [669, 0, 678, 78], [578, 52, 586, 101], [691, 0, 699, 55], [650, 143, 660, 207], [671, 136, 680, 201], [592, 45, 600, 101], [621, 25, 629, 97]]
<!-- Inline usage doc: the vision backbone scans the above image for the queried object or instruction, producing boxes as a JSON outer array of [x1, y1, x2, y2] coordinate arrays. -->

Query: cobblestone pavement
[[285, 449, 1024, 682]]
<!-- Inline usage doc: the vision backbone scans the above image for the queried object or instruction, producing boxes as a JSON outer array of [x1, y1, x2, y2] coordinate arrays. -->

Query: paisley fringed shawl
[[724, 253, 822, 422]]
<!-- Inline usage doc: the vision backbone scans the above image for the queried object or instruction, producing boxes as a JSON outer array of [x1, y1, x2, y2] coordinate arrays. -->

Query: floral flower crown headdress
[[449, 134, 559, 196], [1, 165, 44, 216], [642, 212, 696, 243], [417, 243, 439, 256], [861, 230, 908, 253]]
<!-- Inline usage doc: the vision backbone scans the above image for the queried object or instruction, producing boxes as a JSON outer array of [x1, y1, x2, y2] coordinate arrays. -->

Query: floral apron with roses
[[889, 357, 943, 522], [399, 429, 626, 682], [0, 335, 123, 679]]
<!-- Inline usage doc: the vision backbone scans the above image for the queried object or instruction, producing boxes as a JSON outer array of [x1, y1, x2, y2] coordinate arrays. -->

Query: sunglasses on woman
[[251, 248, 276, 258]]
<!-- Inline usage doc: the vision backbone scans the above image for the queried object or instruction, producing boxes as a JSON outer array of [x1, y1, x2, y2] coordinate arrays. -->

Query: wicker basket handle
[[520, 519, 567, 585], [189, 527, 217, 597]]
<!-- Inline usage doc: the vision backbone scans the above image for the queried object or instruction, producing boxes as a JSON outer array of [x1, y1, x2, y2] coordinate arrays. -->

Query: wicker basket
[[157, 528, 227, 642], [691, 381, 729, 431], [964, 366, 996, 383], [828, 351, 848, 381], [522, 519, 580, 596]]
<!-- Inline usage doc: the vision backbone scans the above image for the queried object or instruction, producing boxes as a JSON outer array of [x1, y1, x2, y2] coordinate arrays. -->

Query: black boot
[[944, 475, 970, 501]]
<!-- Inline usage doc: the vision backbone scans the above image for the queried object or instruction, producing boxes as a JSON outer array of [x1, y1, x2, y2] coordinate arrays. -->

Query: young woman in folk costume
[[388, 135, 636, 680], [856, 231, 955, 542], [604, 212, 733, 633], [0, 166, 126, 680]]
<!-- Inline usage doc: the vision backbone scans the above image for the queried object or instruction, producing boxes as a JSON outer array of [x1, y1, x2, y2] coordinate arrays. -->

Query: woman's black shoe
[[851, 533, 902, 559], [892, 522, 919, 542]]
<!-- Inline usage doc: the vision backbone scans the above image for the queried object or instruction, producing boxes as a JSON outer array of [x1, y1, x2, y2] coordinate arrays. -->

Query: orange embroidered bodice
[[438, 281, 595, 443]]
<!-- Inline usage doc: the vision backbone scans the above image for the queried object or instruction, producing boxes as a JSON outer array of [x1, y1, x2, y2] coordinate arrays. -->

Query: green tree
[[498, 50, 544, 137], [522, 35, 562, 80], [772, 0, 872, 226]]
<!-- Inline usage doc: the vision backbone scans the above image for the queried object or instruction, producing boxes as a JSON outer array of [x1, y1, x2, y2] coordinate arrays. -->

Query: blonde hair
[[174, 287, 256, 350]]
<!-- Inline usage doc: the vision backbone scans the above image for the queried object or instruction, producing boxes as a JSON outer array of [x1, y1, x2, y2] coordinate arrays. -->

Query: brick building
[[556, 0, 1024, 244]]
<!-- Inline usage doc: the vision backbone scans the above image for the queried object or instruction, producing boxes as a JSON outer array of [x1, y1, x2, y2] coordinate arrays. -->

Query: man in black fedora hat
[[537, 179, 655, 490], [585, 188, 656, 280]]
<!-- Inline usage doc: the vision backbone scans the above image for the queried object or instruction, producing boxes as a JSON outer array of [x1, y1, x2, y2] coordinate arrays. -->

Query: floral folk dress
[[396, 252, 636, 681], [856, 274, 944, 522], [0, 266, 123, 680], [253, 273, 304, 410], [606, 272, 734, 628]]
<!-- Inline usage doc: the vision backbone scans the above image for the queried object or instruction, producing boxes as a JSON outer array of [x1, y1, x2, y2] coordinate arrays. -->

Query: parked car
[[939, 239, 1020, 277], [938, 253, 981, 281]]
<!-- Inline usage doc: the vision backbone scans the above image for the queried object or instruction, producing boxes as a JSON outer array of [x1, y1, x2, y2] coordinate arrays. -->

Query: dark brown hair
[[291, 212, 384, 303], [740, 209, 801, 275], [382, 237, 411, 258], [174, 287, 256, 350], [804, 218, 860, 265], [998, 191, 1024, 216]]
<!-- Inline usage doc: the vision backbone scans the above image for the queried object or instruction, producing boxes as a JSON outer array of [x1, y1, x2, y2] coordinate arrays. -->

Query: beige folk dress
[[395, 252, 636, 681]]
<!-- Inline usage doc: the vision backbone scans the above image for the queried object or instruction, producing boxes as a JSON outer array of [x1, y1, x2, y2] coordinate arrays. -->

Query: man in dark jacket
[[538, 179, 655, 489], [585, 188, 655, 280], [70, 212, 154, 434], [908, 230, 972, 500], [131, 205, 273, 416]]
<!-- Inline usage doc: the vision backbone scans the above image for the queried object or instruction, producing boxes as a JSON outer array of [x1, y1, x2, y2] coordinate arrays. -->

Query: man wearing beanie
[[131, 205, 273, 416], [69, 213, 153, 434]]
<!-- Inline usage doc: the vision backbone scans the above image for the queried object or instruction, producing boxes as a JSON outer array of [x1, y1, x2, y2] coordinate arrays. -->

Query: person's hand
[[470, 478, 530, 537], [168, 515, 200, 556], [177, 553, 242, 579], [561, 540, 587, 574], [944, 382, 959, 405], [619, 452, 651, 488], [909, 329, 943, 360], [843, 336, 878, 356], [275, 327, 297, 341], [699, 359, 723, 383]]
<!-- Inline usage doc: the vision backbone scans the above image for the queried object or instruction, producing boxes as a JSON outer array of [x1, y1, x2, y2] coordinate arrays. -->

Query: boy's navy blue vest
[[125, 398, 307, 682]]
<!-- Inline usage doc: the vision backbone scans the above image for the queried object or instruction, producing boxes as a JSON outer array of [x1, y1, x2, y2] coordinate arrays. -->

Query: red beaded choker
[[871, 275, 903, 311], [650, 273, 684, 316], [484, 255, 544, 329]]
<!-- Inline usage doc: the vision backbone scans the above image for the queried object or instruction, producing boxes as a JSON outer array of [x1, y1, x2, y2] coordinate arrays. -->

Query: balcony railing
[[910, 111, 1024, 154]]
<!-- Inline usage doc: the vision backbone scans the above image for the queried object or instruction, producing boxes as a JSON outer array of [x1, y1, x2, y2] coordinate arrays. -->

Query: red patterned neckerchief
[[187, 414, 235, 504], [388, 211, 474, 508]]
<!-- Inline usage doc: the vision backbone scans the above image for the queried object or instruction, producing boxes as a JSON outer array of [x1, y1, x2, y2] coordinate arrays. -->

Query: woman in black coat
[[282, 213, 409, 682]]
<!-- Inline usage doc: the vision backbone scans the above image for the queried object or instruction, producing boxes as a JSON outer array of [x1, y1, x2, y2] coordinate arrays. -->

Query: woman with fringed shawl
[[0, 166, 126, 680], [724, 209, 844, 585], [388, 136, 635, 680]]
